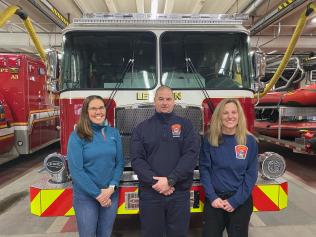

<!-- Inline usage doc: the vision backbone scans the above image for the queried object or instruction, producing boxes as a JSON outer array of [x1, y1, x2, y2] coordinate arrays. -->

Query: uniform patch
[[171, 124, 181, 137], [235, 145, 248, 159]]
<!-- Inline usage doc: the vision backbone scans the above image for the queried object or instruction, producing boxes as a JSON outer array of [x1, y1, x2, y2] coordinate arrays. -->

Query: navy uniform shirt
[[130, 112, 200, 191], [199, 134, 258, 208]]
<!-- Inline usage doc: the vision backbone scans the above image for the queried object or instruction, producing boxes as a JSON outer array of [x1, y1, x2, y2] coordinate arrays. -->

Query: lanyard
[[101, 127, 106, 141]]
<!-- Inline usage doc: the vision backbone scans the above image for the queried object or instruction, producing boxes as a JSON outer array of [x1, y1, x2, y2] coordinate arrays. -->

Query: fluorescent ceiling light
[[151, 0, 158, 18]]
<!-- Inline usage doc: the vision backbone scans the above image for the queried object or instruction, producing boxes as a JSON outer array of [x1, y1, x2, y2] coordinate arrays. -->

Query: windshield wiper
[[185, 57, 214, 112], [105, 58, 134, 111]]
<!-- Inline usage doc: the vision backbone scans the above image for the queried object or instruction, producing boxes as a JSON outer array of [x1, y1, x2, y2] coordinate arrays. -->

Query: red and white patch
[[171, 124, 181, 137], [235, 145, 248, 159]]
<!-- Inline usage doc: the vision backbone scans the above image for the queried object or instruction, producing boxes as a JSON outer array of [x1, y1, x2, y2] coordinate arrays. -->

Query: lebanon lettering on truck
[[29, 13, 288, 217]]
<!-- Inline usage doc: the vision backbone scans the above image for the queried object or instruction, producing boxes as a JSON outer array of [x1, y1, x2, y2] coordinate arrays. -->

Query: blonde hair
[[208, 98, 254, 147], [77, 95, 105, 142]]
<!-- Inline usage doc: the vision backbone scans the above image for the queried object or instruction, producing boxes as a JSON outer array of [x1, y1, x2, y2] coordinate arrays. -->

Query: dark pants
[[202, 196, 253, 237], [139, 189, 191, 237]]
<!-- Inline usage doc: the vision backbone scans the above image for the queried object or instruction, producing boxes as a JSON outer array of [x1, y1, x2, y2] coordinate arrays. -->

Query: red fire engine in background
[[0, 54, 59, 164]]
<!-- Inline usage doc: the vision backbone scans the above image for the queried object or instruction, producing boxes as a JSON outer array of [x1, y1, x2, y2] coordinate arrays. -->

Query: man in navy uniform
[[131, 85, 200, 237]]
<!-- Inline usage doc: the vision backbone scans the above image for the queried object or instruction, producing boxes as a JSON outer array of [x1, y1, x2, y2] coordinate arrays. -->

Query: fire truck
[[30, 13, 288, 217], [0, 53, 59, 164]]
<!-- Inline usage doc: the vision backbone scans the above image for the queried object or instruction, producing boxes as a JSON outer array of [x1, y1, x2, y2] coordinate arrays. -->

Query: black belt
[[215, 190, 236, 200]]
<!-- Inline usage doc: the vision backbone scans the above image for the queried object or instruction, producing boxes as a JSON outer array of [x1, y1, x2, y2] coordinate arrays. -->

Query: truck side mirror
[[46, 50, 59, 80], [46, 49, 60, 92], [0, 103, 5, 122], [251, 49, 266, 92], [253, 49, 266, 79]]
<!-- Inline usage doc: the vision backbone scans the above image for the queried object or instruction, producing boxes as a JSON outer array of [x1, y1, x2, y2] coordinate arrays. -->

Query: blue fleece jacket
[[130, 112, 200, 191], [199, 134, 258, 208], [67, 123, 124, 198]]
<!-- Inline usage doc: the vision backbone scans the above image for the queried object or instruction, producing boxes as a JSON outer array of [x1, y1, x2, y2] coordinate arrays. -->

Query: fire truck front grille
[[116, 106, 156, 135], [115, 105, 203, 164], [173, 106, 203, 133], [121, 135, 131, 166]]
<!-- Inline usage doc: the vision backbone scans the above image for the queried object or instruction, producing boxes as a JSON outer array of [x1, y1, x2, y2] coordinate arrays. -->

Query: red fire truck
[[0, 54, 59, 164], [30, 13, 288, 216]]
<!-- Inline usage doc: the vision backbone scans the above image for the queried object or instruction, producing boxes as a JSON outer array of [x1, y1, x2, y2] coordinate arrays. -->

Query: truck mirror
[[250, 49, 266, 92], [252, 49, 266, 80], [0, 103, 5, 122], [46, 49, 59, 80]]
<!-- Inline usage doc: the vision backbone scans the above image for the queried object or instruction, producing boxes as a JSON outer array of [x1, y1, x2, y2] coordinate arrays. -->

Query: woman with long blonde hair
[[200, 98, 258, 237]]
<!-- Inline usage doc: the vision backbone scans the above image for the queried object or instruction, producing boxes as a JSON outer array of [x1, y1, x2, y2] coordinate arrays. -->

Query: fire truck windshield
[[61, 31, 157, 90], [161, 32, 251, 90]]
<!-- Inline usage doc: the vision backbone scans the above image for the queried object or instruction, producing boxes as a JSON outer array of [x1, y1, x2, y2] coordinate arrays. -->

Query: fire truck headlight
[[258, 152, 286, 180], [44, 153, 70, 184]]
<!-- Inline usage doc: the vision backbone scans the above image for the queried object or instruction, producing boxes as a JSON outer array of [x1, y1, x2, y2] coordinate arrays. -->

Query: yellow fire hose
[[0, 6, 46, 62], [256, 3, 316, 98]]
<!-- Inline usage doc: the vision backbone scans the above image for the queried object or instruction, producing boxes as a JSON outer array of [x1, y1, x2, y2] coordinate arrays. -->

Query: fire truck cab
[[30, 13, 288, 216], [0, 54, 59, 164]]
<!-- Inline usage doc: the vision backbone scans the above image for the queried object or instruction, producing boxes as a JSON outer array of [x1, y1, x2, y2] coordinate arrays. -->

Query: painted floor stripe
[[46, 216, 71, 233], [283, 171, 316, 195], [61, 216, 77, 233], [250, 213, 266, 227]]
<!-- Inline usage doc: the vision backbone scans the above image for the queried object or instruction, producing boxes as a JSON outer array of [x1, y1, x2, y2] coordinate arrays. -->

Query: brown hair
[[76, 95, 105, 142], [208, 98, 255, 146]]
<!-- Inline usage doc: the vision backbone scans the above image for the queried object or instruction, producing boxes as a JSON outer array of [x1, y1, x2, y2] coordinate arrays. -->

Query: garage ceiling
[[0, 0, 316, 55]]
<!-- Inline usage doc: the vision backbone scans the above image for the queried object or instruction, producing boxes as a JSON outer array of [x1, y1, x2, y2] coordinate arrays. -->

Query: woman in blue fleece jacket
[[67, 95, 124, 237], [199, 98, 258, 237]]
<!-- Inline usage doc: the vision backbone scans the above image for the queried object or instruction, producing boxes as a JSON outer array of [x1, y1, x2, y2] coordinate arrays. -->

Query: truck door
[[38, 65, 59, 146], [0, 99, 14, 155], [27, 61, 43, 150]]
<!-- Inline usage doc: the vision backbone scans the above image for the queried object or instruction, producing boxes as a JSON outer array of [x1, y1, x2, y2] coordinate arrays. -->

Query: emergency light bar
[[73, 13, 248, 25]]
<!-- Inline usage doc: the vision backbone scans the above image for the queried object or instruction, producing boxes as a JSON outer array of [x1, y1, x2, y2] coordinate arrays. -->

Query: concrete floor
[[1, 142, 316, 237], [1, 169, 316, 237]]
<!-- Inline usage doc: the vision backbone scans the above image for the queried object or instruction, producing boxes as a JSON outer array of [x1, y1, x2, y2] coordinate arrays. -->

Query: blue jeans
[[73, 190, 118, 237]]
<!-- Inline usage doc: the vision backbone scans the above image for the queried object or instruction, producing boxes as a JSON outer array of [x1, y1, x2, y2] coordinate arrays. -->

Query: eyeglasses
[[88, 106, 106, 112]]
